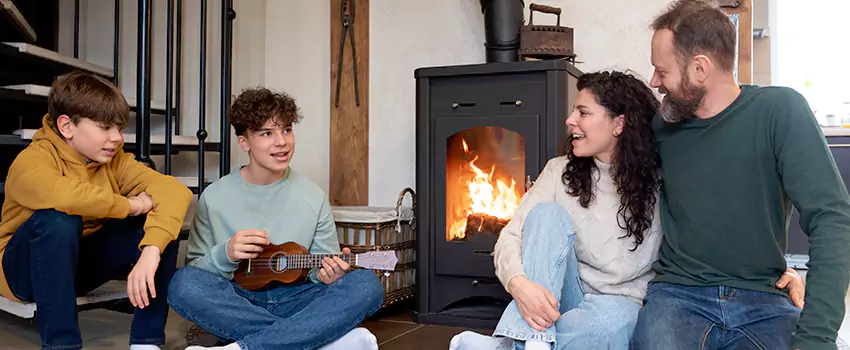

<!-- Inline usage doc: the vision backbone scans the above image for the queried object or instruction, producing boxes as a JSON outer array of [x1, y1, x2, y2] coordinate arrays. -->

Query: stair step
[[0, 83, 47, 96], [1, 84, 172, 112], [174, 176, 209, 188], [0, 0, 36, 42], [0, 280, 126, 319], [2, 42, 113, 77], [14, 129, 204, 146]]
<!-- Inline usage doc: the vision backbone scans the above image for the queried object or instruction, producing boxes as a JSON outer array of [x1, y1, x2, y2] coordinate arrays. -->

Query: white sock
[[320, 327, 378, 350], [184, 343, 241, 350], [449, 331, 506, 350], [525, 339, 552, 350], [130, 346, 161, 350]]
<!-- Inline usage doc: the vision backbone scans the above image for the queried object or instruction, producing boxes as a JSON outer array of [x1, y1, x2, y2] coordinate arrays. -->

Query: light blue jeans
[[493, 202, 641, 350]]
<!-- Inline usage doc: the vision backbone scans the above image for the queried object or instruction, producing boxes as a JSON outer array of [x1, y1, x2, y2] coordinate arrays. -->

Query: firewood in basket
[[465, 213, 508, 237]]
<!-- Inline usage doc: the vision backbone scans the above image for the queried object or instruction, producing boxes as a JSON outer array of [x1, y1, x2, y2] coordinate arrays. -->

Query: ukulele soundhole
[[270, 252, 287, 273]]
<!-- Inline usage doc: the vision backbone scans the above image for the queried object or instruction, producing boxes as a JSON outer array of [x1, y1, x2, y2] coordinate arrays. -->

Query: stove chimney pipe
[[480, 0, 525, 63]]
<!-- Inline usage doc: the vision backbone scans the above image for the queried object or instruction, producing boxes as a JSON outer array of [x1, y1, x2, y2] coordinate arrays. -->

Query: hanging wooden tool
[[330, 0, 369, 206]]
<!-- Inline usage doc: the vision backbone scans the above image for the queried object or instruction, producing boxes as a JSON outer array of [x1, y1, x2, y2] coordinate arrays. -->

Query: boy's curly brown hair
[[229, 87, 303, 136]]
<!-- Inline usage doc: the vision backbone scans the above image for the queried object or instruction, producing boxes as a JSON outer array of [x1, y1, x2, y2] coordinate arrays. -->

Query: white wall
[[68, 0, 675, 206], [262, 0, 331, 194], [229, 0, 267, 168], [368, 0, 486, 205], [368, 0, 671, 205]]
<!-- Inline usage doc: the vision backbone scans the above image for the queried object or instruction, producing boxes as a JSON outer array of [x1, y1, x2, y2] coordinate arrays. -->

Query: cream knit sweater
[[493, 156, 663, 305]]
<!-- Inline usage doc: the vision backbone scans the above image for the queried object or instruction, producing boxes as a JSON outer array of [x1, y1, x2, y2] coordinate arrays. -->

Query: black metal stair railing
[[74, 0, 79, 58], [221, 0, 234, 179], [129, 0, 233, 193], [136, 0, 153, 168], [113, 0, 120, 87], [197, 0, 207, 191], [175, 0, 183, 136], [165, 0, 174, 174]]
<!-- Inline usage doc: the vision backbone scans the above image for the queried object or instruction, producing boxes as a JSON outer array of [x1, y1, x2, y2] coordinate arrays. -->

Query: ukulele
[[232, 241, 398, 290]]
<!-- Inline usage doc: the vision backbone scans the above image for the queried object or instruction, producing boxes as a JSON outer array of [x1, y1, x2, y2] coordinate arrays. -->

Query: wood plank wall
[[329, 0, 369, 206], [723, 0, 753, 84]]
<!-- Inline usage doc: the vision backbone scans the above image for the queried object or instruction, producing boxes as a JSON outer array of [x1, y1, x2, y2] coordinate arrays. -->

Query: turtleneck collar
[[594, 157, 612, 171]]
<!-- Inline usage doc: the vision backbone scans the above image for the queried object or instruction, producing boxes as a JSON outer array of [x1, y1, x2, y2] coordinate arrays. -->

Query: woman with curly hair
[[449, 71, 805, 350]]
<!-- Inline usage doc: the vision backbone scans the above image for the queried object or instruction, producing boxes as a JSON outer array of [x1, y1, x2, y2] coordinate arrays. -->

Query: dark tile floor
[[0, 299, 492, 349], [359, 301, 492, 349], [187, 299, 493, 349]]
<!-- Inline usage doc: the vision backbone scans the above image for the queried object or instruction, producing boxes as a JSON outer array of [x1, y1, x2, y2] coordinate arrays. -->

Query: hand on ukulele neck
[[317, 247, 352, 285]]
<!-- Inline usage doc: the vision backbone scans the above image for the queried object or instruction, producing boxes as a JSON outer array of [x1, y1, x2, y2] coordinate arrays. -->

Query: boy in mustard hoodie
[[0, 71, 193, 350]]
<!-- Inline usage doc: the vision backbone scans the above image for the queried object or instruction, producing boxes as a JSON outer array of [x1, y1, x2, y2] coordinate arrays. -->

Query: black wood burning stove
[[414, 60, 583, 329]]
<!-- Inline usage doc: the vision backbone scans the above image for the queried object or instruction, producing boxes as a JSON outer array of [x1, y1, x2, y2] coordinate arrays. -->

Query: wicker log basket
[[332, 188, 417, 309]]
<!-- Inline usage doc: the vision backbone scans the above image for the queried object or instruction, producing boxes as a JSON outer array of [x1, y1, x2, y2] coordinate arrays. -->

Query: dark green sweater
[[652, 85, 850, 350]]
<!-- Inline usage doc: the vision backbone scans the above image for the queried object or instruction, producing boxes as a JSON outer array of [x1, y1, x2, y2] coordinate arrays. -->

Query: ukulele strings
[[244, 254, 356, 268]]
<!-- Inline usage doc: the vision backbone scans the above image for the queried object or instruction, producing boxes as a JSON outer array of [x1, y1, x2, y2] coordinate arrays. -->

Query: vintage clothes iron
[[519, 3, 576, 61]]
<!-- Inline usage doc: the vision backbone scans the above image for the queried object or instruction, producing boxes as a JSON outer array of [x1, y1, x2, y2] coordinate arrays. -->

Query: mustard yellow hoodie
[[0, 115, 193, 301]]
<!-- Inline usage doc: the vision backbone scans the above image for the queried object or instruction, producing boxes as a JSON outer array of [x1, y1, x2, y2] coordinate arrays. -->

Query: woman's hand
[[508, 275, 561, 331], [776, 267, 805, 308]]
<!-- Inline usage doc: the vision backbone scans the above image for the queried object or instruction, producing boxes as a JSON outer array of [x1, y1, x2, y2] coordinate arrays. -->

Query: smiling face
[[57, 115, 124, 163], [650, 30, 707, 123], [566, 89, 624, 163], [238, 116, 295, 175]]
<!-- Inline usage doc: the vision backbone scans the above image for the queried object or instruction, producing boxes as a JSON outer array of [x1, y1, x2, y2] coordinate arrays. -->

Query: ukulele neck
[[283, 253, 356, 270]]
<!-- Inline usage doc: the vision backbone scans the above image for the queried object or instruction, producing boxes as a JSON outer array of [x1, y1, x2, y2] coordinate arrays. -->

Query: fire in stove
[[446, 127, 525, 242]]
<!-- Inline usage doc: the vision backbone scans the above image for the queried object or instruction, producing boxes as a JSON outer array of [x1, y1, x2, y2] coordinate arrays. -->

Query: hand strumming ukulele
[[232, 241, 398, 290]]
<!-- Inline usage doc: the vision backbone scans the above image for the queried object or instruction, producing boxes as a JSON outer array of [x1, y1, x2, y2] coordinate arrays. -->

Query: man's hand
[[127, 245, 161, 309], [128, 191, 154, 216], [318, 248, 351, 285], [776, 267, 805, 308], [226, 229, 270, 261], [508, 275, 560, 331]]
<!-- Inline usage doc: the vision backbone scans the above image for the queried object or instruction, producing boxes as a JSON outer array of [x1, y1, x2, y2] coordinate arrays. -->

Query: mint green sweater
[[185, 168, 339, 283]]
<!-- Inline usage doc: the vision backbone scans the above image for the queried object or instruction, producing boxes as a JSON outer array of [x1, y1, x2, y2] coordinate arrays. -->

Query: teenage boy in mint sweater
[[167, 87, 384, 350]]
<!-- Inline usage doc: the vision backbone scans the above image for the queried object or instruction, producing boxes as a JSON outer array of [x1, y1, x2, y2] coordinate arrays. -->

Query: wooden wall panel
[[330, 0, 369, 206], [724, 0, 753, 84]]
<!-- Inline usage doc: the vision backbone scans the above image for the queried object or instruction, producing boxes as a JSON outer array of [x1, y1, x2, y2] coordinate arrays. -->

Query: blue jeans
[[167, 265, 384, 350], [2, 209, 180, 350], [630, 282, 801, 350], [493, 202, 641, 350]]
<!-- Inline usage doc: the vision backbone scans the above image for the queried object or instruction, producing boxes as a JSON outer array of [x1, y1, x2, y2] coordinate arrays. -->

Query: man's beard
[[658, 75, 706, 123]]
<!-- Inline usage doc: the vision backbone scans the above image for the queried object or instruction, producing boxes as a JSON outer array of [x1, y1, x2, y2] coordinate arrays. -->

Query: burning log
[[464, 213, 509, 238]]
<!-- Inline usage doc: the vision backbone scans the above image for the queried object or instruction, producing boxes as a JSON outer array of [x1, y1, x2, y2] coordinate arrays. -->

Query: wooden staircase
[[0, 0, 235, 318], [0, 0, 233, 194]]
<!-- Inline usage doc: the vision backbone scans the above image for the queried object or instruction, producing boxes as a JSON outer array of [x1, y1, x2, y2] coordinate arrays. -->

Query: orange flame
[[448, 138, 520, 240]]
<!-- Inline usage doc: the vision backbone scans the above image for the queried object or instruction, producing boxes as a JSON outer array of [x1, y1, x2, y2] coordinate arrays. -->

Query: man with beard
[[630, 1, 850, 350]]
